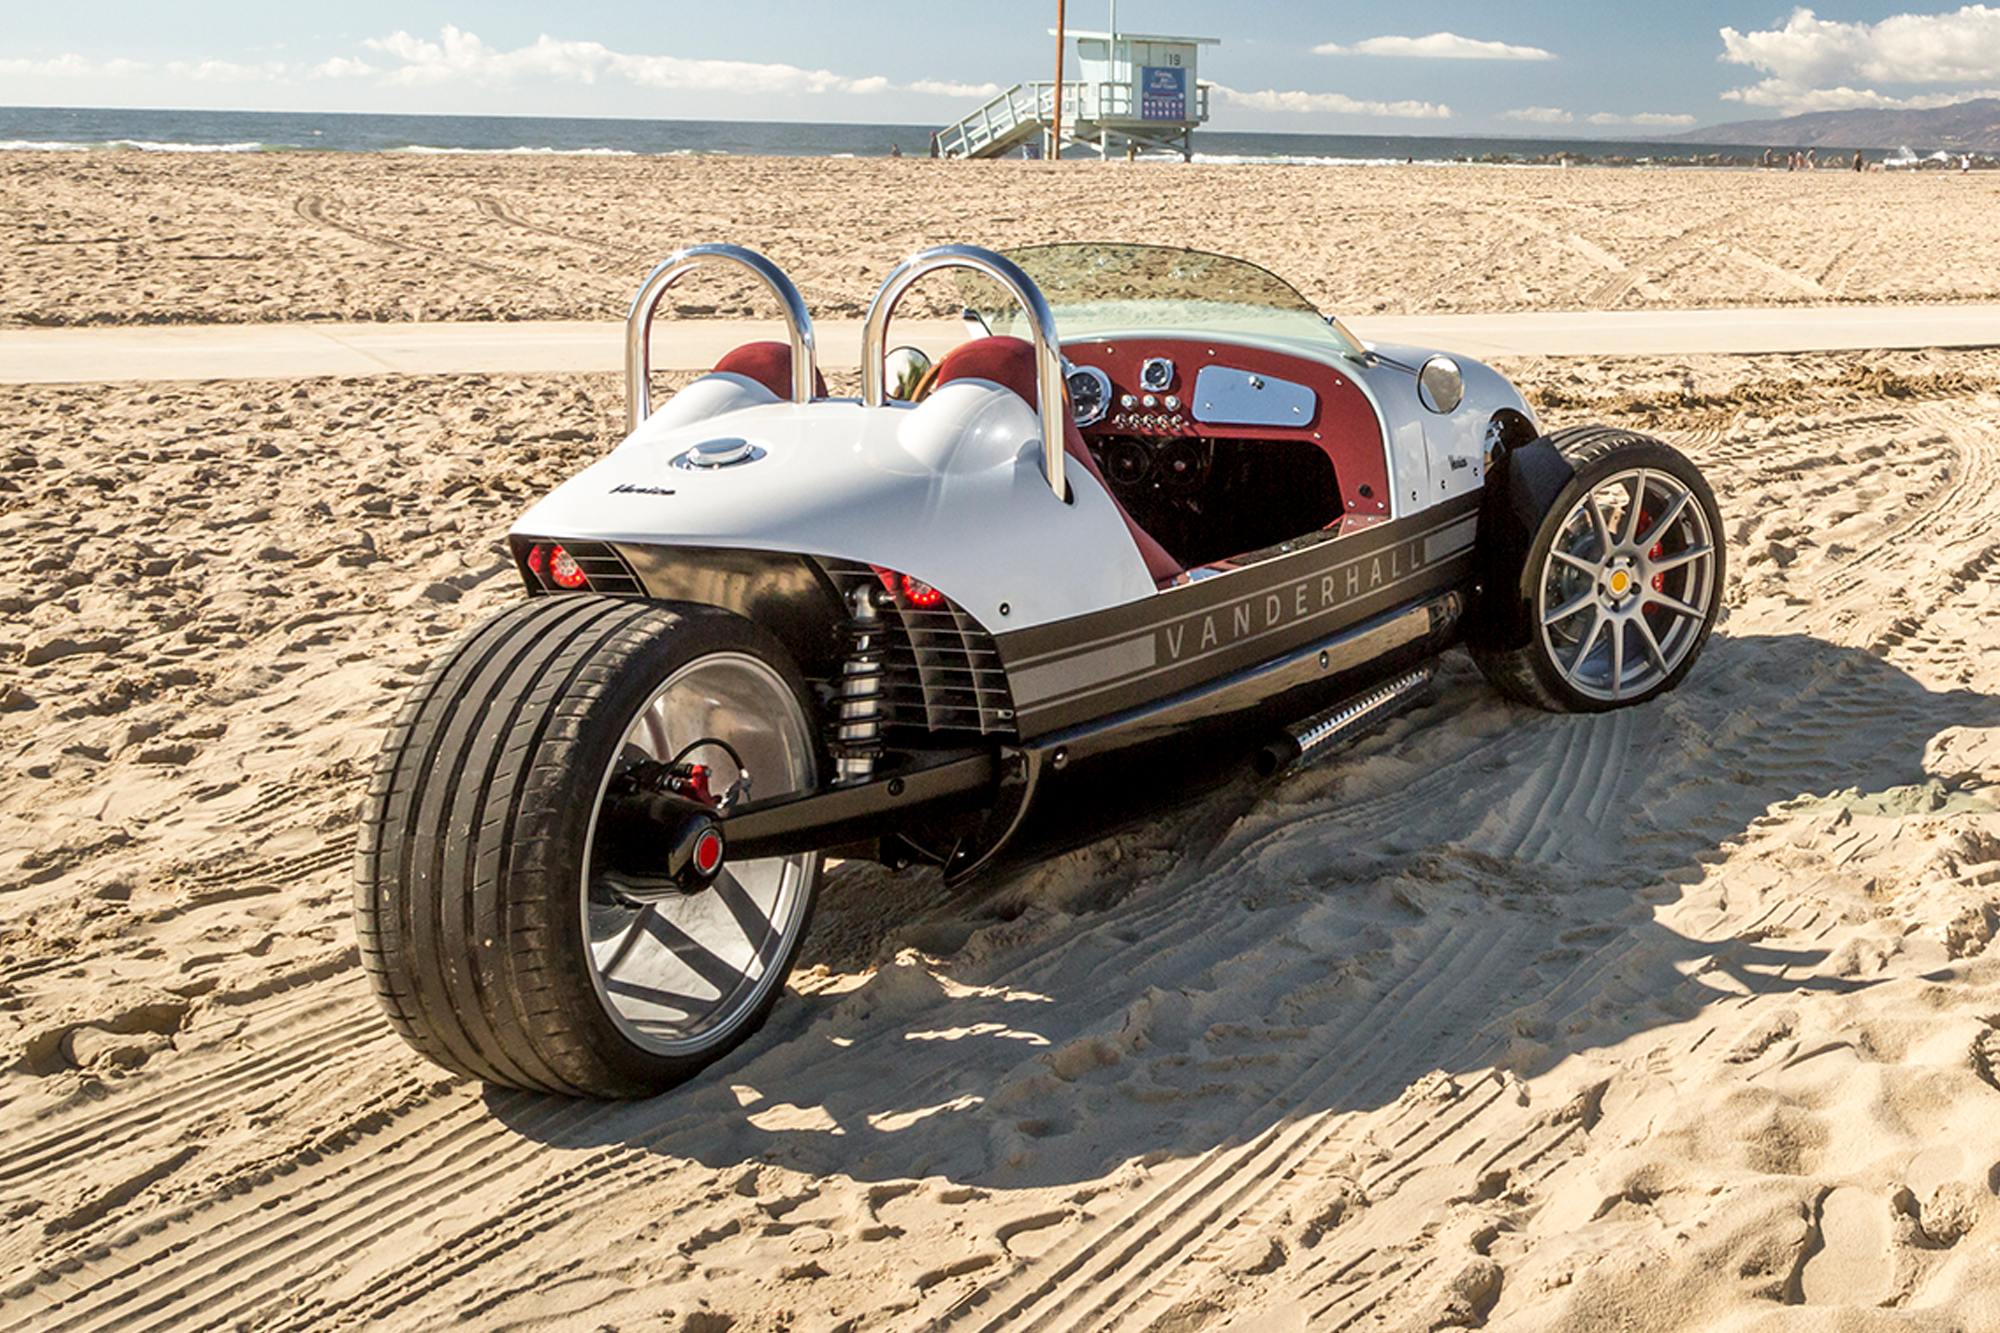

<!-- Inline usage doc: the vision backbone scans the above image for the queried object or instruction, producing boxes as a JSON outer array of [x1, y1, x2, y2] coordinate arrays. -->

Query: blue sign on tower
[[1141, 66, 1187, 121]]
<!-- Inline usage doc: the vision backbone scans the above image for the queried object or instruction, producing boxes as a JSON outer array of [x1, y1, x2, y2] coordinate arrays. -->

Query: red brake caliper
[[1638, 510, 1666, 593], [663, 762, 714, 807]]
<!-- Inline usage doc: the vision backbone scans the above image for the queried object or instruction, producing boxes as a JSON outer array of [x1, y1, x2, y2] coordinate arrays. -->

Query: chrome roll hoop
[[861, 245, 1067, 504], [625, 244, 818, 432]]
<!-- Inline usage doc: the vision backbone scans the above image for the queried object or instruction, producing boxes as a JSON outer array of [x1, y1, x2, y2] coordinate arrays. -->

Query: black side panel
[[1462, 439, 1575, 652], [995, 495, 1481, 738], [611, 545, 848, 679]]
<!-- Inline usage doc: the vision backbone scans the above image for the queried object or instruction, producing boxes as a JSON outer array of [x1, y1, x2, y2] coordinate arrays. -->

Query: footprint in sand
[[1799, 1186, 1895, 1305]]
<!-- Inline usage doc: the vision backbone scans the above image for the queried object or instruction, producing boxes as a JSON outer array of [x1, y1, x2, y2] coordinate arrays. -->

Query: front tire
[[355, 595, 823, 1098], [1472, 429, 1724, 712]]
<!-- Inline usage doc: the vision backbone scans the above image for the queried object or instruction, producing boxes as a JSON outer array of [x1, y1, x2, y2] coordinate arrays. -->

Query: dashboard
[[1060, 337, 1390, 568]]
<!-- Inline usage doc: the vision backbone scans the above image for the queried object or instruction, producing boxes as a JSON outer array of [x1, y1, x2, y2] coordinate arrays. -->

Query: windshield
[[959, 243, 1362, 354]]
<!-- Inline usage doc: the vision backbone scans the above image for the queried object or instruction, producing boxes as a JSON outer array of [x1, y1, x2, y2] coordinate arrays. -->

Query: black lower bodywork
[[560, 499, 1507, 886], [533, 429, 1570, 885]]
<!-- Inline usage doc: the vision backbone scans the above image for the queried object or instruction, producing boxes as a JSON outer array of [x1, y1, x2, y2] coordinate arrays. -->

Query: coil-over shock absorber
[[832, 584, 887, 784]]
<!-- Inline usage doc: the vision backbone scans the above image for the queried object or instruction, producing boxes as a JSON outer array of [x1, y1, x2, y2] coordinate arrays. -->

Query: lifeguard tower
[[935, 14, 1218, 161]]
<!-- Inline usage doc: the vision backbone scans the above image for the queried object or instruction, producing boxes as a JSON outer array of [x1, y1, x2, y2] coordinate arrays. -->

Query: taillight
[[900, 575, 944, 608], [871, 565, 945, 609], [549, 544, 589, 590], [526, 544, 548, 579]]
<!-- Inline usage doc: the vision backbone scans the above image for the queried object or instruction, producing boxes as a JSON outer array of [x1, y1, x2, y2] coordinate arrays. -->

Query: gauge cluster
[[1065, 363, 1112, 427]]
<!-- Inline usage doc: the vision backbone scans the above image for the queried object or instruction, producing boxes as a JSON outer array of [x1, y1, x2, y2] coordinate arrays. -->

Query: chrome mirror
[[1417, 356, 1464, 414], [884, 346, 933, 401]]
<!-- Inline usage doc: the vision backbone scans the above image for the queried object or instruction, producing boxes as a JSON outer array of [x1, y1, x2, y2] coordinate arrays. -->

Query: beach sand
[[5, 155, 2000, 1332], [5, 153, 2000, 329]]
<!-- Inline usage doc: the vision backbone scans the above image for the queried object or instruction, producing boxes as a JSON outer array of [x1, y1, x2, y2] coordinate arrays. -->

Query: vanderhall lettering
[[1162, 535, 1433, 664], [997, 504, 1485, 732]]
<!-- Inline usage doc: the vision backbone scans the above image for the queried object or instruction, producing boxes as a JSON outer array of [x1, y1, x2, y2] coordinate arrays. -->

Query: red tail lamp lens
[[549, 544, 590, 590], [526, 544, 548, 579], [869, 565, 946, 609]]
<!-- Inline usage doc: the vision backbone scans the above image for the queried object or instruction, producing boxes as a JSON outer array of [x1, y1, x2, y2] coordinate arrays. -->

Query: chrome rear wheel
[[583, 652, 819, 1058], [356, 596, 824, 1098]]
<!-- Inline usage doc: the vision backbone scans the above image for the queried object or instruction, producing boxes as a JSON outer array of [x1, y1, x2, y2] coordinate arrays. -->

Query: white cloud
[[164, 59, 288, 83], [0, 54, 148, 78], [1720, 6, 2000, 112], [352, 26, 909, 97], [907, 79, 1003, 99], [1722, 79, 2000, 112], [313, 57, 378, 79], [0, 26, 991, 103], [1315, 32, 1555, 61], [1586, 111, 1699, 127], [1501, 106, 1573, 124], [1213, 85, 1451, 118]]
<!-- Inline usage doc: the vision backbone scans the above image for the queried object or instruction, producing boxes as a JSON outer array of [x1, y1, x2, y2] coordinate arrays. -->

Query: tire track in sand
[[469, 194, 646, 257], [0, 1075, 658, 1333]]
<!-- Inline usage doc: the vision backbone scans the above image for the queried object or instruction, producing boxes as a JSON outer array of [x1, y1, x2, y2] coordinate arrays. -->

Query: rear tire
[[1471, 429, 1724, 713], [355, 595, 823, 1098]]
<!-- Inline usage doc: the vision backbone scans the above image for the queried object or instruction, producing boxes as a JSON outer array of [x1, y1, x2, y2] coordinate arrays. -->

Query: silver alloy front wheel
[[1536, 465, 1719, 703], [1473, 430, 1724, 713], [582, 652, 820, 1058]]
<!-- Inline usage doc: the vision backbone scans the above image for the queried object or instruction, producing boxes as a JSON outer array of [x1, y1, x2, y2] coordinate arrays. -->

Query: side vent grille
[[820, 561, 1016, 740]]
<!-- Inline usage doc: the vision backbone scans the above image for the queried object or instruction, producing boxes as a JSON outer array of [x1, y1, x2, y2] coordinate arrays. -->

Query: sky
[[3, 3, 1999, 136]]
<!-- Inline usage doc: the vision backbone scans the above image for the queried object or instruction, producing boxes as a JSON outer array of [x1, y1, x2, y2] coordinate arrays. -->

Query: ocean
[[0, 105, 1863, 166]]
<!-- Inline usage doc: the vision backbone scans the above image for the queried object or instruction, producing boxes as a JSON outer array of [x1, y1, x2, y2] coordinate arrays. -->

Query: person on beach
[[889, 142, 902, 158], [1854, 150, 1864, 172], [929, 131, 940, 159]]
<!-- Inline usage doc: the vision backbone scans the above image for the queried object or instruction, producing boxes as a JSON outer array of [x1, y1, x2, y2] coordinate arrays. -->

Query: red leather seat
[[711, 341, 828, 400], [931, 337, 1182, 587]]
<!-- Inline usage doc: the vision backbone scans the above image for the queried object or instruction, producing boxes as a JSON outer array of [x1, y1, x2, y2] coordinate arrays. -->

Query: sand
[[5, 154, 2000, 329], [5, 154, 2000, 1333]]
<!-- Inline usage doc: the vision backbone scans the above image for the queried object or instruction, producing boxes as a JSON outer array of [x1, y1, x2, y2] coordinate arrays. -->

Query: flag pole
[[1051, 0, 1066, 160]]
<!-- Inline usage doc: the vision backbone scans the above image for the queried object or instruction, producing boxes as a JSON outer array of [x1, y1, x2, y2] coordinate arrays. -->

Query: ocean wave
[[388, 145, 637, 157], [0, 138, 281, 153], [1189, 152, 1478, 167]]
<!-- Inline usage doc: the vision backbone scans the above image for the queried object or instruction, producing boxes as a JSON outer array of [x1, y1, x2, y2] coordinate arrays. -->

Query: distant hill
[[1670, 99, 2000, 151]]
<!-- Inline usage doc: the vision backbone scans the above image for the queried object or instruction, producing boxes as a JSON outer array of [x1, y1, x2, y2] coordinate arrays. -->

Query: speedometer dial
[[1066, 365, 1113, 428]]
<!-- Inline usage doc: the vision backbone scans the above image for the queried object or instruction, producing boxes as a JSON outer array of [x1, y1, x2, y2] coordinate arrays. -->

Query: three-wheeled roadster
[[356, 242, 1723, 1097]]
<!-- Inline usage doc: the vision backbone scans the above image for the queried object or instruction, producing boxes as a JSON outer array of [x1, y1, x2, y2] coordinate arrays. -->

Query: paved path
[[1356, 305, 2000, 358], [4, 307, 1998, 385]]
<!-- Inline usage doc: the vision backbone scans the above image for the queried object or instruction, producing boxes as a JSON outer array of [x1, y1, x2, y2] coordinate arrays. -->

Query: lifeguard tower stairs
[[937, 26, 1218, 161]]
